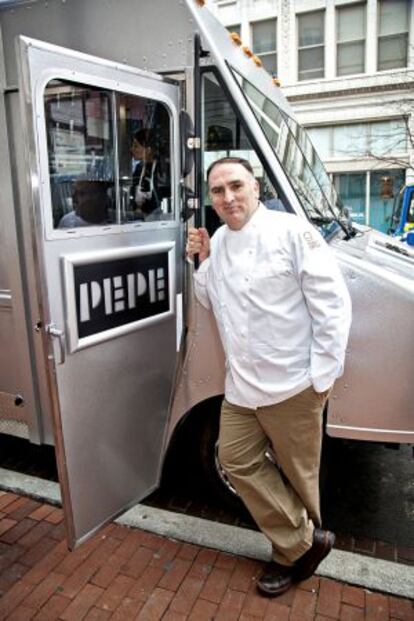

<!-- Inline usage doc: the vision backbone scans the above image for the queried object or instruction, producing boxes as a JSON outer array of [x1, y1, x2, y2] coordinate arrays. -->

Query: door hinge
[[187, 137, 201, 150], [187, 197, 200, 210]]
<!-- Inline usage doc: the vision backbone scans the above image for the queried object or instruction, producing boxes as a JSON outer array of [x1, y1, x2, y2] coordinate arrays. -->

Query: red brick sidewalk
[[0, 492, 413, 620]]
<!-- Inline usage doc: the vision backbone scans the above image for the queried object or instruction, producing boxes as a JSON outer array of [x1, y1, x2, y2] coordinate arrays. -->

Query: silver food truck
[[0, 0, 413, 549]]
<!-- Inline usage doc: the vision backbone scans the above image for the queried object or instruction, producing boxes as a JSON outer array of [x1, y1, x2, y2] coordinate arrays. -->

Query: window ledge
[[283, 68, 413, 100]]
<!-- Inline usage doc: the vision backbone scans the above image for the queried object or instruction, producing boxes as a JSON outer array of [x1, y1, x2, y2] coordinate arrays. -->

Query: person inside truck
[[186, 157, 352, 597], [129, 128, 171, 221], [58, 179, 110, 228]]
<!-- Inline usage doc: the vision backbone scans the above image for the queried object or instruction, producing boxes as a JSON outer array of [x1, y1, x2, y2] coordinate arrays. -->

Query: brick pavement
[[0, 492, 413, 621]]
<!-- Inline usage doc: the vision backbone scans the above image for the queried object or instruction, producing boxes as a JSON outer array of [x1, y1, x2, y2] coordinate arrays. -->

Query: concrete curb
[[1, 467, 413, 599]]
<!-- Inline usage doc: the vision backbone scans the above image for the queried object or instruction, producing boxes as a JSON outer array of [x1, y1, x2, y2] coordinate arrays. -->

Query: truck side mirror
[[180, 110, 195, 178]]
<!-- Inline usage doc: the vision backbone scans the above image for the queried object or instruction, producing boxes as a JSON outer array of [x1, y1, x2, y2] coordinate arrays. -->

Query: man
[[58, 180, 110, 228], [186, 157, 351, 596]]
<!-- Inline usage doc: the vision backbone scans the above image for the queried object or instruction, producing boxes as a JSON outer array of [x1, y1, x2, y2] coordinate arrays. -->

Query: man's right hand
[[186, 227, 211, 264]]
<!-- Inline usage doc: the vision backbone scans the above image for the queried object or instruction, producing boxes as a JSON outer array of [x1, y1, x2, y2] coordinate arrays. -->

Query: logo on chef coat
[[74, 252, 170, 338], [303, 230, 321, 250]]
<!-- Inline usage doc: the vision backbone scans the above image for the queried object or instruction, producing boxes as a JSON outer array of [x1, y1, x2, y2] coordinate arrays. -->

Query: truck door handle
[[46, 323, 66, 365]]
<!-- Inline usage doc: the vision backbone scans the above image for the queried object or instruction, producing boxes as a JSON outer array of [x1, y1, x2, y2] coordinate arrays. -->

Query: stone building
[[210, 0, 414, 232]]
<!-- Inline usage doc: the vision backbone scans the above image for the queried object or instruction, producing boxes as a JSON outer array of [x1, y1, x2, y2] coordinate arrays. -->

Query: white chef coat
[[193, 203, 352, 409]]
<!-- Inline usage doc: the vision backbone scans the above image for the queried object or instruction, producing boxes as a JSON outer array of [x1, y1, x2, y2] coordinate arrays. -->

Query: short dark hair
[[206, 157, 254, 182], [133, 128, 155, 148]]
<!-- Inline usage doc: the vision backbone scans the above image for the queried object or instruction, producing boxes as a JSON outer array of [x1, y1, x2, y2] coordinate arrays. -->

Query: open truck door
[[18, 36, 182, 548]]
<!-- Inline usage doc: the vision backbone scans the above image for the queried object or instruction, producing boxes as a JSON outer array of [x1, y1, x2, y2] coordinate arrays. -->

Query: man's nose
[[223, 188, 234, 203]]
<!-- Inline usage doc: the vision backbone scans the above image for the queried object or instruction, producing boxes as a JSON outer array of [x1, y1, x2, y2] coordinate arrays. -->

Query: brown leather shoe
[[294, 528, 335, 583], [256, 561, 293, 597]]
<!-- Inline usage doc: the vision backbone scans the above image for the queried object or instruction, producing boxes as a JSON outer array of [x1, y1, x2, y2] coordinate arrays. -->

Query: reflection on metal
[[0, 291, 12, 308]]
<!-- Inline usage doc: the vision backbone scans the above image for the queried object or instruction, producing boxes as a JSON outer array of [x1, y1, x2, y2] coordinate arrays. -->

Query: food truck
[[0, 0, 413, 548]]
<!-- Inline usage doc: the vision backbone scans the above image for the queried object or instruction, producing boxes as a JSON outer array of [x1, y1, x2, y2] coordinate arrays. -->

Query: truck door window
[[44, 80, 173, 230], [202, 72, 285, 234]]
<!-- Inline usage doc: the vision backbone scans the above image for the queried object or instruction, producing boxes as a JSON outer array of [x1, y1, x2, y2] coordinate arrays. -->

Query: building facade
[[211, 0, 414, 233]]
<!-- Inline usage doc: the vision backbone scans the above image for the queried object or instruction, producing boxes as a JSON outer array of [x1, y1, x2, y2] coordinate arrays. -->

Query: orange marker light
[[252, 55, 263, 67], [195, 0, 206, 6], [229, 32, 242, 45], [272, 77, 281, 86], [242, 46, 254, 58]]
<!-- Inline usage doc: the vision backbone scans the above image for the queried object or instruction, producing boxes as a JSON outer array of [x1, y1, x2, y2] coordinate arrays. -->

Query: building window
[[307, 119, 407, 159], [297, 11, 325, 81], [378, 0, 409, 71], [251, 19, 277, 76], [336, 3, 366, 76], [334, 169, 405, 233], [334, 173, 366, 225]]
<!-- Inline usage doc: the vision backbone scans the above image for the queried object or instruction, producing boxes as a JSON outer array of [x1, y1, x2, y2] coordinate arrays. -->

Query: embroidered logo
[[303, 231, 321, 250]]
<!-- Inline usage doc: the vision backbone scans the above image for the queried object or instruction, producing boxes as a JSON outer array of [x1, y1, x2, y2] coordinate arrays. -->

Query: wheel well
[[161, 395, 223, 482]]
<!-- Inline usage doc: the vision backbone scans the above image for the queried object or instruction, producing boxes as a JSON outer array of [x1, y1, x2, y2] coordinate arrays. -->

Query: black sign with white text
[[74, 252, 170, 339]]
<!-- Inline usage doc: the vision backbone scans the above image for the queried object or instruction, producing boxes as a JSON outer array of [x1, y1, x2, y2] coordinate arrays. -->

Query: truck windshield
[[231, 69, 346, 236]]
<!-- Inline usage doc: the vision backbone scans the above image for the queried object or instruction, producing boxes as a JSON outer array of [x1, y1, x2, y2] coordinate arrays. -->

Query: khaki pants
[[218, 386, 326, 566]]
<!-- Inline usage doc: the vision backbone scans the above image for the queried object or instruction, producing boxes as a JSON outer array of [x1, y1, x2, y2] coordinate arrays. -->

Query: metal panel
[[0, 0, 192, 86], [0, 25, 42, 442], [328, 232, 414, 443], [18, 36, 182, 547]]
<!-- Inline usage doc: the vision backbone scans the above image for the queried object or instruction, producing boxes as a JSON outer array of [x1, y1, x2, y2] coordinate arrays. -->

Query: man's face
[[208, 163, 259, 230], [73, 181, 107, 224]]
